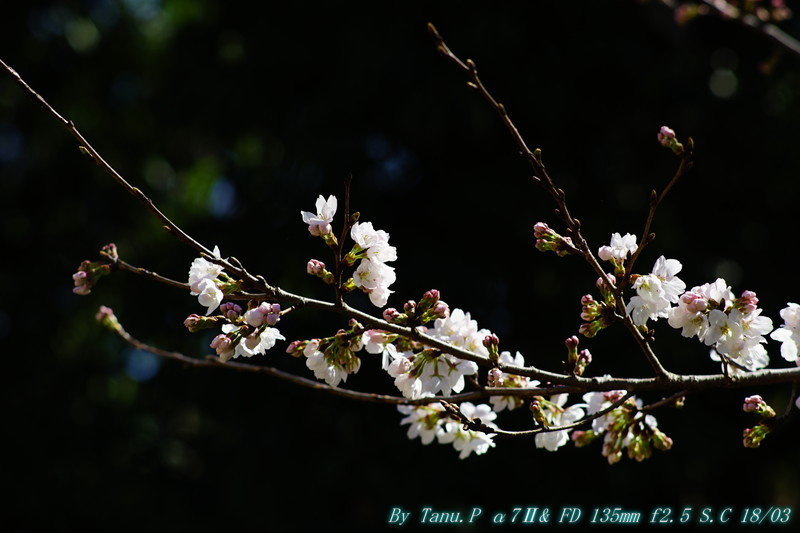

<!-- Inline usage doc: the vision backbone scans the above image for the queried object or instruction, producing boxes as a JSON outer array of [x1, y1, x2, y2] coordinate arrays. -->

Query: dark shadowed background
[[3, 0, 800, 531]]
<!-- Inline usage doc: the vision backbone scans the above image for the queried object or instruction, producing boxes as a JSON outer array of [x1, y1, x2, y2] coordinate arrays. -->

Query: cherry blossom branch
[[100, 305, 630, 408], [0, 58, 264, 291], [426, 24, 602, 280], [116, 259, 192, 292], [10, 54, 800, 398], [427, 24, 676, 380]]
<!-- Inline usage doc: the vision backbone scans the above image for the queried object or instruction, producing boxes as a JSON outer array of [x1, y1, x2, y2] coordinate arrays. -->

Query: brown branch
[[625, 148, 693, 280], [117, 259, 191, 292], [427, 23, 675, 380], [491, 391, 636, 438], [0, 57, 265, 292], [6, 47, 800, 430], [640, 389, 689, 413]]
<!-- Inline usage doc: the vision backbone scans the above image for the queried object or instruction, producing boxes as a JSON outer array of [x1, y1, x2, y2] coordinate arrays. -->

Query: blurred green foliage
[[4, 0, 800, 530]]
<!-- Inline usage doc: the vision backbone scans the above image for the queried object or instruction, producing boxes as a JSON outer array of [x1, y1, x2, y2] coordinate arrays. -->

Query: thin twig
[[117, 260, 191, 292], [0, 58, 262, 291], [640, 389, 689, 413], [625, 148, 693, 280], [427, 24, 675, 380], [492, 391, 636, 438]]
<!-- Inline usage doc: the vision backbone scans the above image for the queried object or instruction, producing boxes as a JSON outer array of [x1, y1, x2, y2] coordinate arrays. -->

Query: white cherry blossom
[[770, 303, 800, 362], [300, 194, 338, 236], [598, 232, 638, 262], [534, 394, 585, 452]]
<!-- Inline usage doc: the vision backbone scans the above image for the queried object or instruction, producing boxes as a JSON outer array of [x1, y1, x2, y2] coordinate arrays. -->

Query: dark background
[[3, 1, 800, 531]]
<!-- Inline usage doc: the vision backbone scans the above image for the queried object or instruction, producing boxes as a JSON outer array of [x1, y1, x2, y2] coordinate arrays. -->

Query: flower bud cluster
[[483, 333, 500, 362], [95, 305, 122, 333], [578, 277, 617, 338], [306, 259, 335, 285], [244, 302, 281, 327], [73, 244, 117, 295], [580, 392, 672, 464], [72, 259, 113, 295], [564, 335, 592, 376], [743, 423, 771, 449], [382, 290, 450, 327], [302, 321, 365, 387], [657, 125, 684, 156], [743, 395, 776, 418], [533, 222, 575, 257], [183, 313, 225, 333]]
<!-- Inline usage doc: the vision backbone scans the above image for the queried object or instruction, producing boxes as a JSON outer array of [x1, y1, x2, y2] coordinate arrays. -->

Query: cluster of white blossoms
[[303, 338, 363, 387], [398, 401, 497, 459], [350, 221, 397, 307], [301, 195, 397, 308], [386, 309, 485, 399], [188, 245, 225, 315], [596, 233, 779, 374], [669, 280, 772, 374], [213, 323, 285, 363], [627, 256, 686, 327]]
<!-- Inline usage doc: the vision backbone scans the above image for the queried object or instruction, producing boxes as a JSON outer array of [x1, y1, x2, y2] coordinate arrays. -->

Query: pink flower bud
[[483, 334, 500, 349], [432, 301, 450, 319], [72, 285, 91, 295], [681, 292, 708, 313], [657, 126, 684, 155], [736, 291, 759, 314], [210, 334, 233, 356], [95, 306, 122, 332], [184, 314, 203, 331], [219, 302, 242, 320], [100, 243, 119, 262], [307, 259, 326, 276], [533, 222, 555, 240], [422, 289, 440, 302], [286, 340, 304, 355], [565, 336, 579, 350], [383, 308, 400, 322], [487, 368, 503, 387]]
